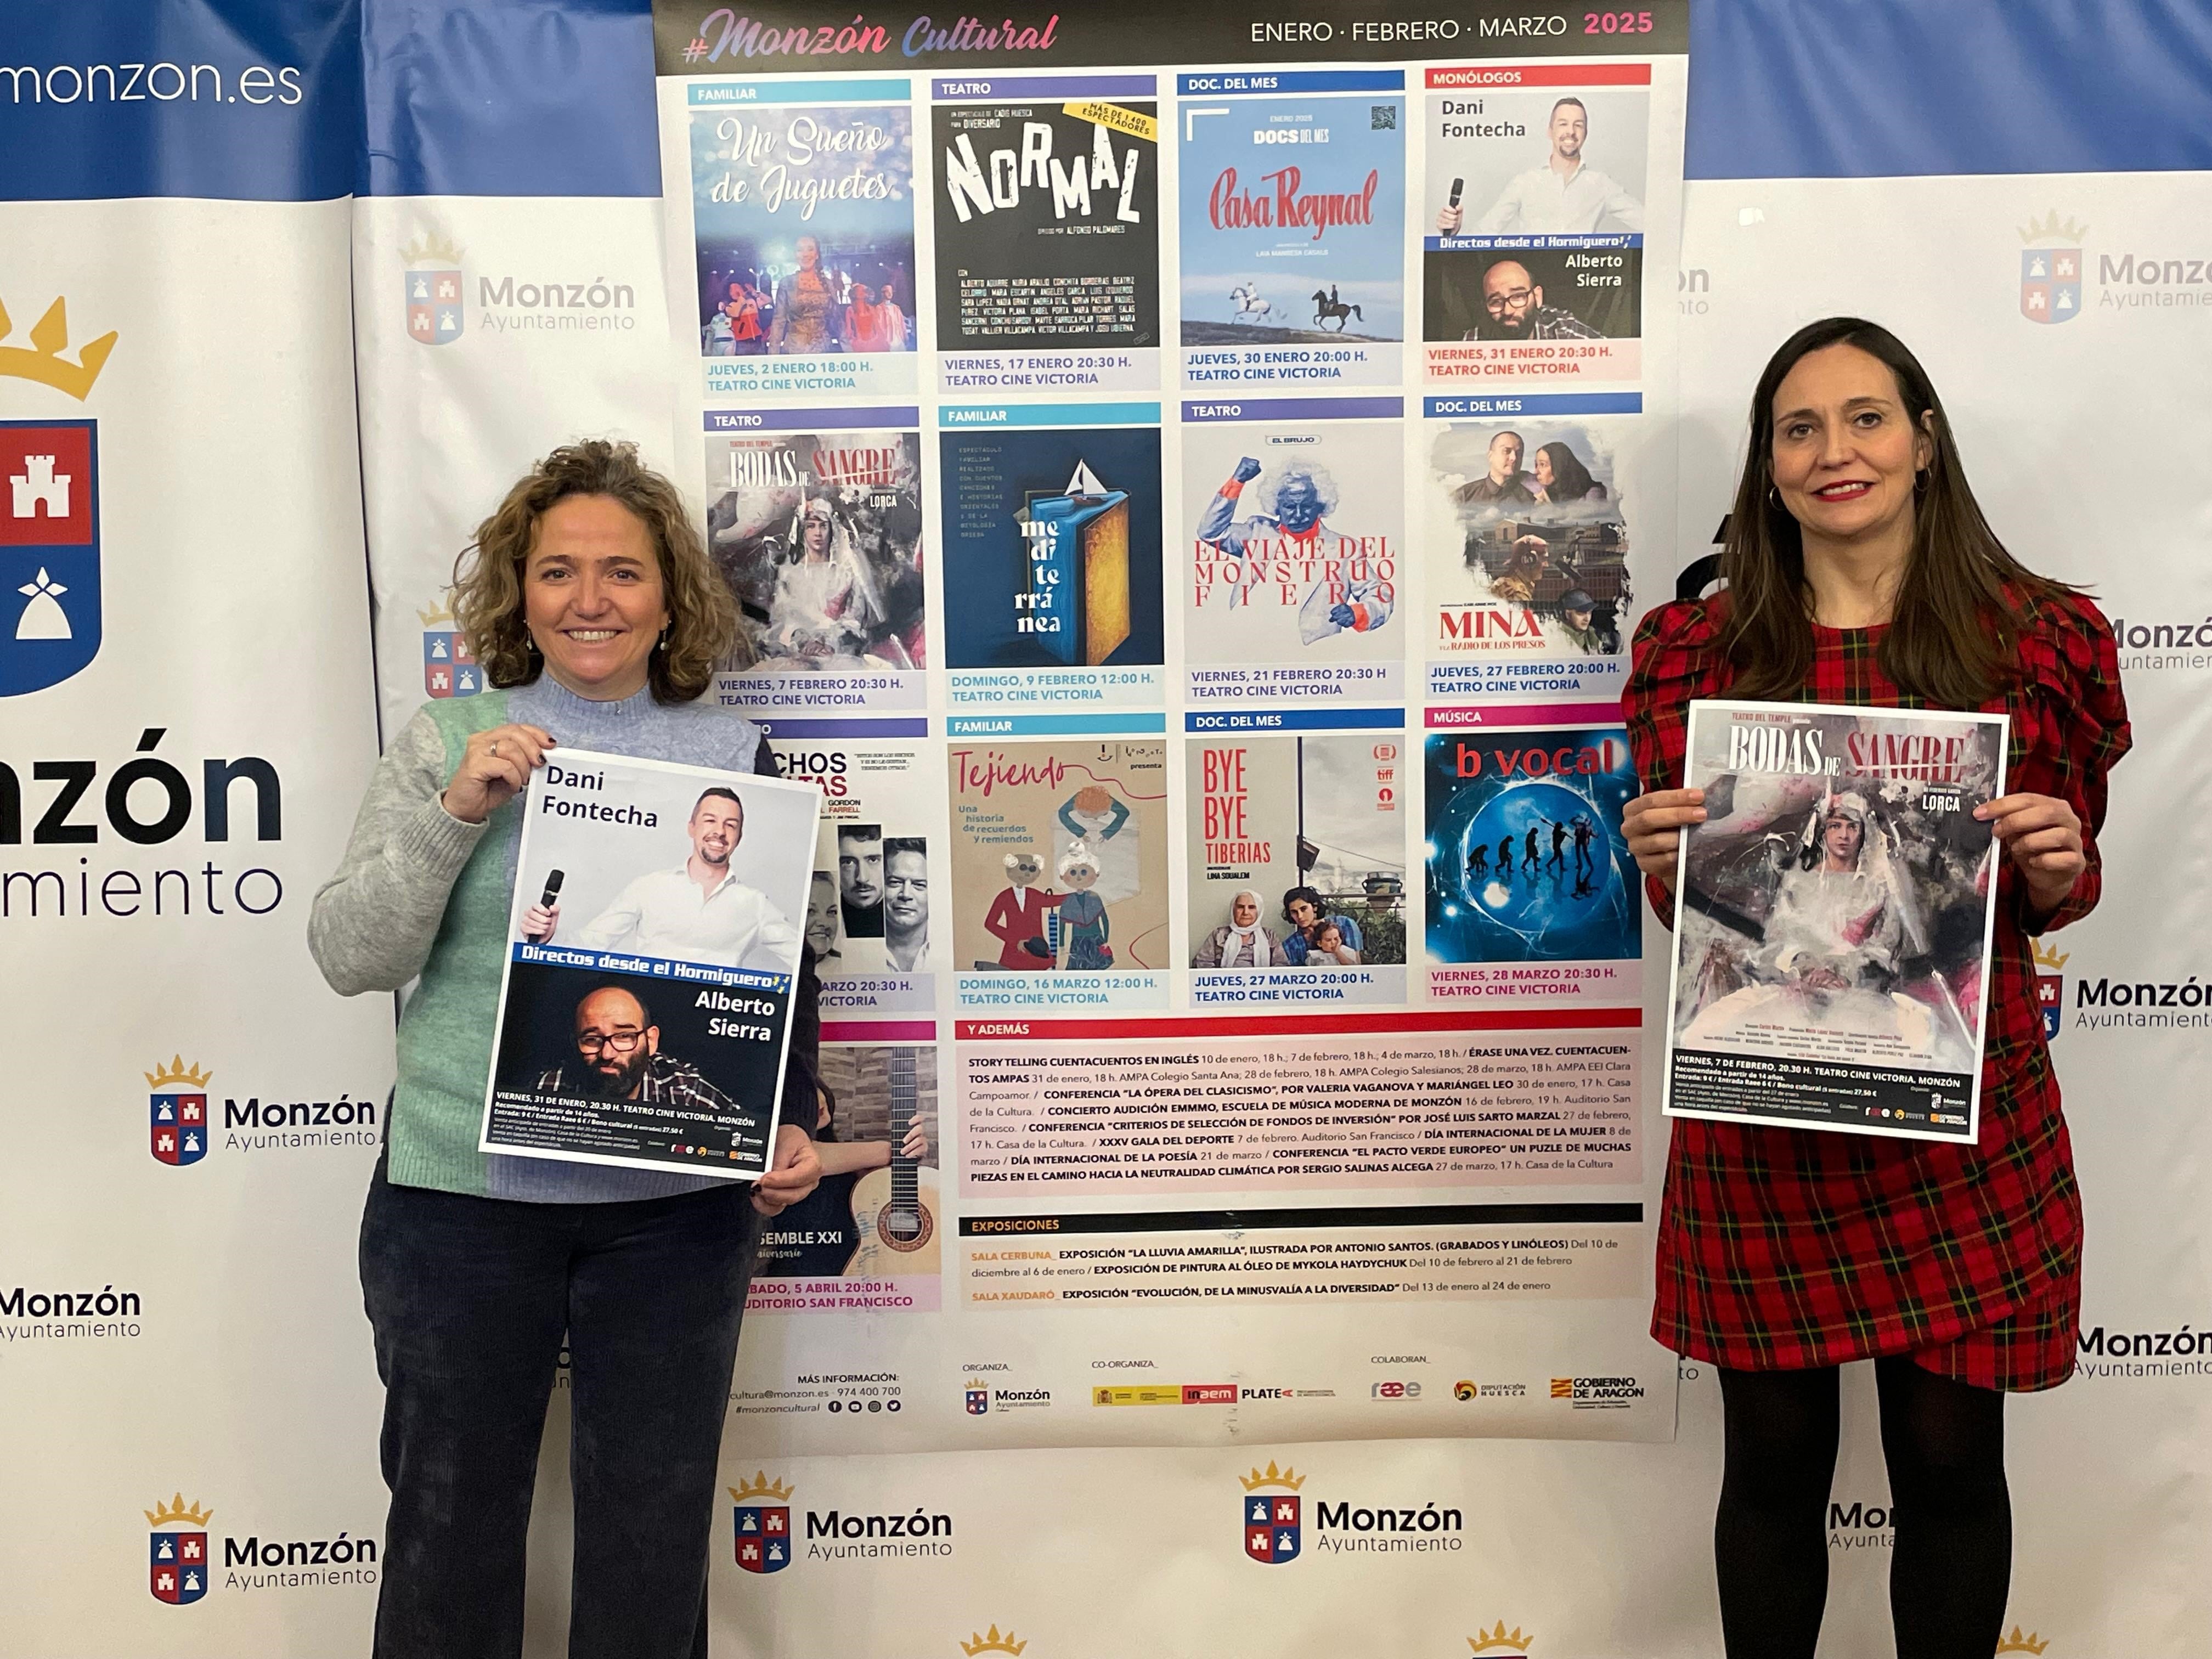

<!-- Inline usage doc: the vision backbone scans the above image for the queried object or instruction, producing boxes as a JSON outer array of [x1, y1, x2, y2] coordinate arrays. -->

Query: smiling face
[[1549, 100, 1587, 162], [1769, 342, 1934, 550], [523, 495, 670, 701], [689, 792, 743, 870], [805, 873, 839, 952], [796, 235, 820, 272]]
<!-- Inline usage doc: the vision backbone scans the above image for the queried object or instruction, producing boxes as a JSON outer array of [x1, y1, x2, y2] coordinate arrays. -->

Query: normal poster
[[652, 1, 1692, 1456], [1662, 701, 2008, 1142], [481, 749, 822, 1178]]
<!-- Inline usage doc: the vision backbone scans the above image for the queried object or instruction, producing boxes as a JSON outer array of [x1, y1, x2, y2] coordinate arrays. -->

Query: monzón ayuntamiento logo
[[1241, 1460, 1303, 1564], [148, 1055, 212, 1167], [731, 1471, 794, 1574], [148, 1494, 213, 1606], [2, 290, 110, 696], [403, 234, 465, 346], [420, 599, 484, 699], [2018, 212, 2085, 325]]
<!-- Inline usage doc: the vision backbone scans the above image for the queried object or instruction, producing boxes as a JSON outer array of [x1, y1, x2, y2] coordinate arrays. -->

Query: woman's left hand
[[1976, 792, 2085, 915], [753, 1124, 823, 1216]]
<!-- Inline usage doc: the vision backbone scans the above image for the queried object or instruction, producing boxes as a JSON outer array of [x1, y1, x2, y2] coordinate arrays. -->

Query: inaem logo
[[1239, 1459, 1303, 1565], [2033, 938, 2067, 1040], [730, 1471, 794, 1574], [402, 234, 465, 346], [420, 600, 484, 699], [960, 1628, 1027, 1656], [1468, 1621, 1534, 1654], [148, 1056, 213, 1167], [1996, 1630, 2050, 1656], [2018, 211, 2087, 326], [147, 1493, 213, 1606]]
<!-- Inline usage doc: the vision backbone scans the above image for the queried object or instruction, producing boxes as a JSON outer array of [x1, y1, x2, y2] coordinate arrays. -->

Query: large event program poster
[[1662, 701, 2008, 1143], [653, 0, 1692, 1454], [481, 748, 822, 1178]]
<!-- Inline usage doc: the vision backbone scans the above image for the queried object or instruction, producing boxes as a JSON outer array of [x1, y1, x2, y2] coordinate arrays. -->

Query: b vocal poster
[[481, 749, 823, 1178], [1663, 702, 2008, 1143], [1178, 83, 1405, 387]]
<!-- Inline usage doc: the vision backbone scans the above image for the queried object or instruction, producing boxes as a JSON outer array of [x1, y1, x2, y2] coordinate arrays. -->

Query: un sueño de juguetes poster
[[1663, 702, 2008, 1143], [480, 749, 823, 1180]]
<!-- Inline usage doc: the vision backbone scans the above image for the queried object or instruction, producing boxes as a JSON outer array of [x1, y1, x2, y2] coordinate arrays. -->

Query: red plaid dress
[[1626, 590, 2129, 1390]]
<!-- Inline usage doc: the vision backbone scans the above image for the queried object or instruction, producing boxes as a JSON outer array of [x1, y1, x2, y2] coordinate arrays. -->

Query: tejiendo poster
[[947, 741, 1170, 1003], [704, 417, 926, 712], [1664, 701, 2008, 1142]]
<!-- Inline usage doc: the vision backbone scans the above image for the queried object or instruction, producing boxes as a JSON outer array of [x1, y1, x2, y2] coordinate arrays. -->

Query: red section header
[[957, 1008, 1640, 1041], [1426, 63, 1652, 88], [823, 1020, 938, 1044]]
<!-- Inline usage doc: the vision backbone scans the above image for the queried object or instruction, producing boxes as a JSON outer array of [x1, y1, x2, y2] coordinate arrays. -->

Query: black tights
[[1714, 1358, 2011, 1659]]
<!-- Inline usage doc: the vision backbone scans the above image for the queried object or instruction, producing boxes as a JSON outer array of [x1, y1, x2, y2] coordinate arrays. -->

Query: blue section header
[[940, 403, 1161, 428], [365, 0, 660, 196], [1426, 393, 1644, 417], [1187, 708, 1404, 732], [707, 407, 919, 431], [1427, 233, 1643, 253], [0, 0, 364, 201], [757, 716, 929, 738], [1686, 0, 2212, 179], [947, 714, 1169, 737], [512, 941, 791, 994], [933, 75, 1154, 99], [689, 76, 911, 104], [1177, 70, 1403, 95], [1182, 396, 1402, 424]]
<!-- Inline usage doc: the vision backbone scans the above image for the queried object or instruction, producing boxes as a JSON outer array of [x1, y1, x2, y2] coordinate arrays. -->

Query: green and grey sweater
[[308, 678, 819, 1201]]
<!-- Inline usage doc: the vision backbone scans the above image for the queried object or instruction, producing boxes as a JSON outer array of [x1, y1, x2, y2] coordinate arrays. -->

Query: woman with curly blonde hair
[[310, 438, 823, 1659]]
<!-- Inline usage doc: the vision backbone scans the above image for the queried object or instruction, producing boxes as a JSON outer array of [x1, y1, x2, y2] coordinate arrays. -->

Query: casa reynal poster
[[481, 748, 823, 1180], [1663, 701, 2008, 1143]]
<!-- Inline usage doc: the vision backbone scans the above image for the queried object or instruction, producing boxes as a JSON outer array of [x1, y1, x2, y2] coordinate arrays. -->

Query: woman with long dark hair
[[1621, 318, 2128, 1658], [1532, 439, 1606, 504]]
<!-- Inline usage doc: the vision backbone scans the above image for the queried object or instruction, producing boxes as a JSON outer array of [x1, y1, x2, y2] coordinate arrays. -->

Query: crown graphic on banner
[[1468, 1622, 1534, 1654], [145, 1494, 215, 1528], [2030, 939, 2069, 972], [1994, 1629, 2050, 1656], [2017, 211, 2087, 245], [401, 233, 465, 267], [1238, 1460, 1305, 1492], [145, 1056, 213, 1091], [727, 1472, 795, 1503], [0, 296, 118, 400], [960, 1626, 1026, 1655], [417, 600, 458, 628]]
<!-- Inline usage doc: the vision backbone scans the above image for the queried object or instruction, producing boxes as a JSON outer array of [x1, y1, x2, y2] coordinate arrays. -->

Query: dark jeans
[[359, 1157, 761, 1659]]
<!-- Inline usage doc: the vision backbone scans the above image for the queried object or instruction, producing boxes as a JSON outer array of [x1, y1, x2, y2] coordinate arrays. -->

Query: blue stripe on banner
[[689, 77, 911, 104], [707, 408, 921, 430], [512, 941, 791, 992], [1182, 397, 1403, 423], [758, 717, 930, 738], [1688, 0, 2212, 179], [364, 0, 659, 196], [1176, 70, 1404, 95], [939, 403, 1162, 428], [947, 714, 1169, 736], [0, 0, 364, 201], [1187, 708, 1405, 732], [1425, 393, 1643, 417]]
